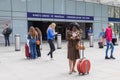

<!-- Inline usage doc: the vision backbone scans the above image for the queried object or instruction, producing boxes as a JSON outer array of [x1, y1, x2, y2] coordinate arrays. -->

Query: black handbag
[[2, 30, 6, 35]]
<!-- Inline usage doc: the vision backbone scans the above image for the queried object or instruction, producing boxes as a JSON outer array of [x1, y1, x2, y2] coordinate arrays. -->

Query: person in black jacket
[[2, 24, 12, 46], [35, 27, 42, 57]]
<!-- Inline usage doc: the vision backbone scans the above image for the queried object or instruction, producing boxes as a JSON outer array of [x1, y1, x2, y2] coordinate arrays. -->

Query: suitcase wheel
[[82, 73, 85, 75], [87, 72, 89, 74], [27, 57, 30, 59]]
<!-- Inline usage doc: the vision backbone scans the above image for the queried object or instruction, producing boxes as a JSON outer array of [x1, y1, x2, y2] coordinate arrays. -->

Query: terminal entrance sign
[[27, 12, 94, 21], [108, 17, 120, 22]]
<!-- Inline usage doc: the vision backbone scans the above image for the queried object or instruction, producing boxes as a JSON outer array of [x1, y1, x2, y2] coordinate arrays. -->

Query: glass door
[[114, 23, 120, 38]]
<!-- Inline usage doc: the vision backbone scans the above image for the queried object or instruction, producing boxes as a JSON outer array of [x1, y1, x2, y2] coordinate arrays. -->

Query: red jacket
[[106, 27, 112, 42]]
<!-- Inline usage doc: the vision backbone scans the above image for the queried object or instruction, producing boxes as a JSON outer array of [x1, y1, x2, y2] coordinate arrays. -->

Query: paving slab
[[0, 41, 120, 80]]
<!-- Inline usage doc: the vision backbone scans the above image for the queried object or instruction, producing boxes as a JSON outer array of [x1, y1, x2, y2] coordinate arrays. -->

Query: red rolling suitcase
[[25, 43, 30, 58], [77, 41, 91, 75]]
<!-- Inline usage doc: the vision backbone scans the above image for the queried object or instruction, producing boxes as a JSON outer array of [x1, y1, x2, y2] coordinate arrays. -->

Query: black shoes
[[105, 56, 110, 59], [110, 56, 116, 59], [105, 56, 116, 60]]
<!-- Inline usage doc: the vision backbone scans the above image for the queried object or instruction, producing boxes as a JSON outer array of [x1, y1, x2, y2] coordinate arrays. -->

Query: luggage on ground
[[98, 42, 103, 48], [77, 41, 91, 75], [25, 43, 30, 58]]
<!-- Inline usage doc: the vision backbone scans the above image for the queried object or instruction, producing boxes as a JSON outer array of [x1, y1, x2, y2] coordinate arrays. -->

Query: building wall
[[0, 0, 109, 43], [94, 4, 108, 39]]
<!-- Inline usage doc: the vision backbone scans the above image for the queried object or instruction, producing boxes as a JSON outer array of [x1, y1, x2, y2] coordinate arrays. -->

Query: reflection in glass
[[115, 7, 119, 18]]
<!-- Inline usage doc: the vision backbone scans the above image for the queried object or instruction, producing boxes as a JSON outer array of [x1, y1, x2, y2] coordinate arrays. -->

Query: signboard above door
[[27, 12, 94, 21]]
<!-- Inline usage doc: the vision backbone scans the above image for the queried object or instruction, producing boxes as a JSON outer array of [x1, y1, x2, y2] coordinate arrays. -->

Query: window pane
[[42, 0, 53, 13], [102, 5, 108, 17], [76, 1, 85, 15], [108, 6, 110, 17], [94, 4, 101, 16], [115, 7, 119, 18], [27, 0, 41, 12], [0, 0, 11, 11], [0, 11, 11, 17], [86, 2, 94, 16], [65, 0, 75, 15], [12, 0, 26, 12], [54, 0, 65, 14], [12, 12, 26, 18], [12, 20, 27, 43], [108, 6, 114, 17]]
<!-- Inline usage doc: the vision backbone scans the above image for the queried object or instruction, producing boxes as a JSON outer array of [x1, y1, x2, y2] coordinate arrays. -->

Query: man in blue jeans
[[105, 23, 115, 59]]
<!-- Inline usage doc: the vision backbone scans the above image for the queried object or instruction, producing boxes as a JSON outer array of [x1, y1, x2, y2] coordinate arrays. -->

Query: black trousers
[[4, 35, 10, 46], [48, 39, 55, 58], [36, 45, 41, 57], [112, 38, 117, 45]]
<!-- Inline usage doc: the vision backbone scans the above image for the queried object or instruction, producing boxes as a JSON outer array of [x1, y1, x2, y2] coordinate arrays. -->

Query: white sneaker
[[51, 58, 55, 61], [46, 56, 50, 61]]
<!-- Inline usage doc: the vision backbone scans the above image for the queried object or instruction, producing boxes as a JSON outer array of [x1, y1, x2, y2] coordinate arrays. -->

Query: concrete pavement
[[0, 41, 120, 80]]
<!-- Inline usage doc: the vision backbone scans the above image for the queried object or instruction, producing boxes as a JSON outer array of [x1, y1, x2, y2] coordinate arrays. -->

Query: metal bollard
[[57, 34, 62, 49], [15, 34, 20, 51], [89, 34, 94, 47]]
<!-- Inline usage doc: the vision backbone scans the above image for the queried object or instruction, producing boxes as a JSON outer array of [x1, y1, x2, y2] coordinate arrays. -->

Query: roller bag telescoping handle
[[79, 41, 84, 59], [77, 41, 91, 75]]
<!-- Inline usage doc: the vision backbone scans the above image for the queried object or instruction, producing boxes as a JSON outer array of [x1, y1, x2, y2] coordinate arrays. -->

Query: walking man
[[105, 23, 115, 59]]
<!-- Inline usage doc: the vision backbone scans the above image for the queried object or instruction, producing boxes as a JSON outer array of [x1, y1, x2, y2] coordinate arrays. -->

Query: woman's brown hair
[[35, 27, 42, 36], [29, 26, 36, 38]]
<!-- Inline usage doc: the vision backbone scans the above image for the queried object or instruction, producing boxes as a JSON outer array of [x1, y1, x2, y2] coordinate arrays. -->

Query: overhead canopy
[[76, 0, 120, 6]]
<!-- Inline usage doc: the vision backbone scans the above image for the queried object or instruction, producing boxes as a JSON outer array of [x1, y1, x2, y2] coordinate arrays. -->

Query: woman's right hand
[[71, 36, 75, 40]]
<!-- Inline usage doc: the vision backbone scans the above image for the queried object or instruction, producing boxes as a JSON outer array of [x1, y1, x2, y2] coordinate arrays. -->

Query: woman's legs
[[33, 43, 37, 59], [29, 39, 37, 59], [102, 38, 105, 46], [112, 39, 116, 45], [72, 60, 76, 72], [29, 43, 34, 59], [69, 59, 73, 74], [48, 40, 55, 58], [68, 59, 77, 74], [4, 36, 7, 46], [36, 45, 41, 57]]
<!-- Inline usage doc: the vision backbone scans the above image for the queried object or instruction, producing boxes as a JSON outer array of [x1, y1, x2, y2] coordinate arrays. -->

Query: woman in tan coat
[[66, 25, 82, 74]]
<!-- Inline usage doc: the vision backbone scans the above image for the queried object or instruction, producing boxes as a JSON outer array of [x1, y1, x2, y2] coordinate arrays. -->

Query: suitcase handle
[[79, 40, 85, 59], [86, 60, 89, 74]]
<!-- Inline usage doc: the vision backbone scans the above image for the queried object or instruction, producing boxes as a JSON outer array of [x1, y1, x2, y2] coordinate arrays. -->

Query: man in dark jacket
[[2, 24, 12, 46]]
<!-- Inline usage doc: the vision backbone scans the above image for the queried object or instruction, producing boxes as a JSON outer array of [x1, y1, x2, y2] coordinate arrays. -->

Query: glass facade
[[108, 6, 120, 38], [0, 0, 11, 11], [108, 6, 120, 18], [54, 0, 65, 14], [114, 7, 120, 18], [0, 0, 119, 43], [12, 0, 27, 12], [27, 0, 41, 12], [42, 0, 54, 13], [108, 6, 114, 18]]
